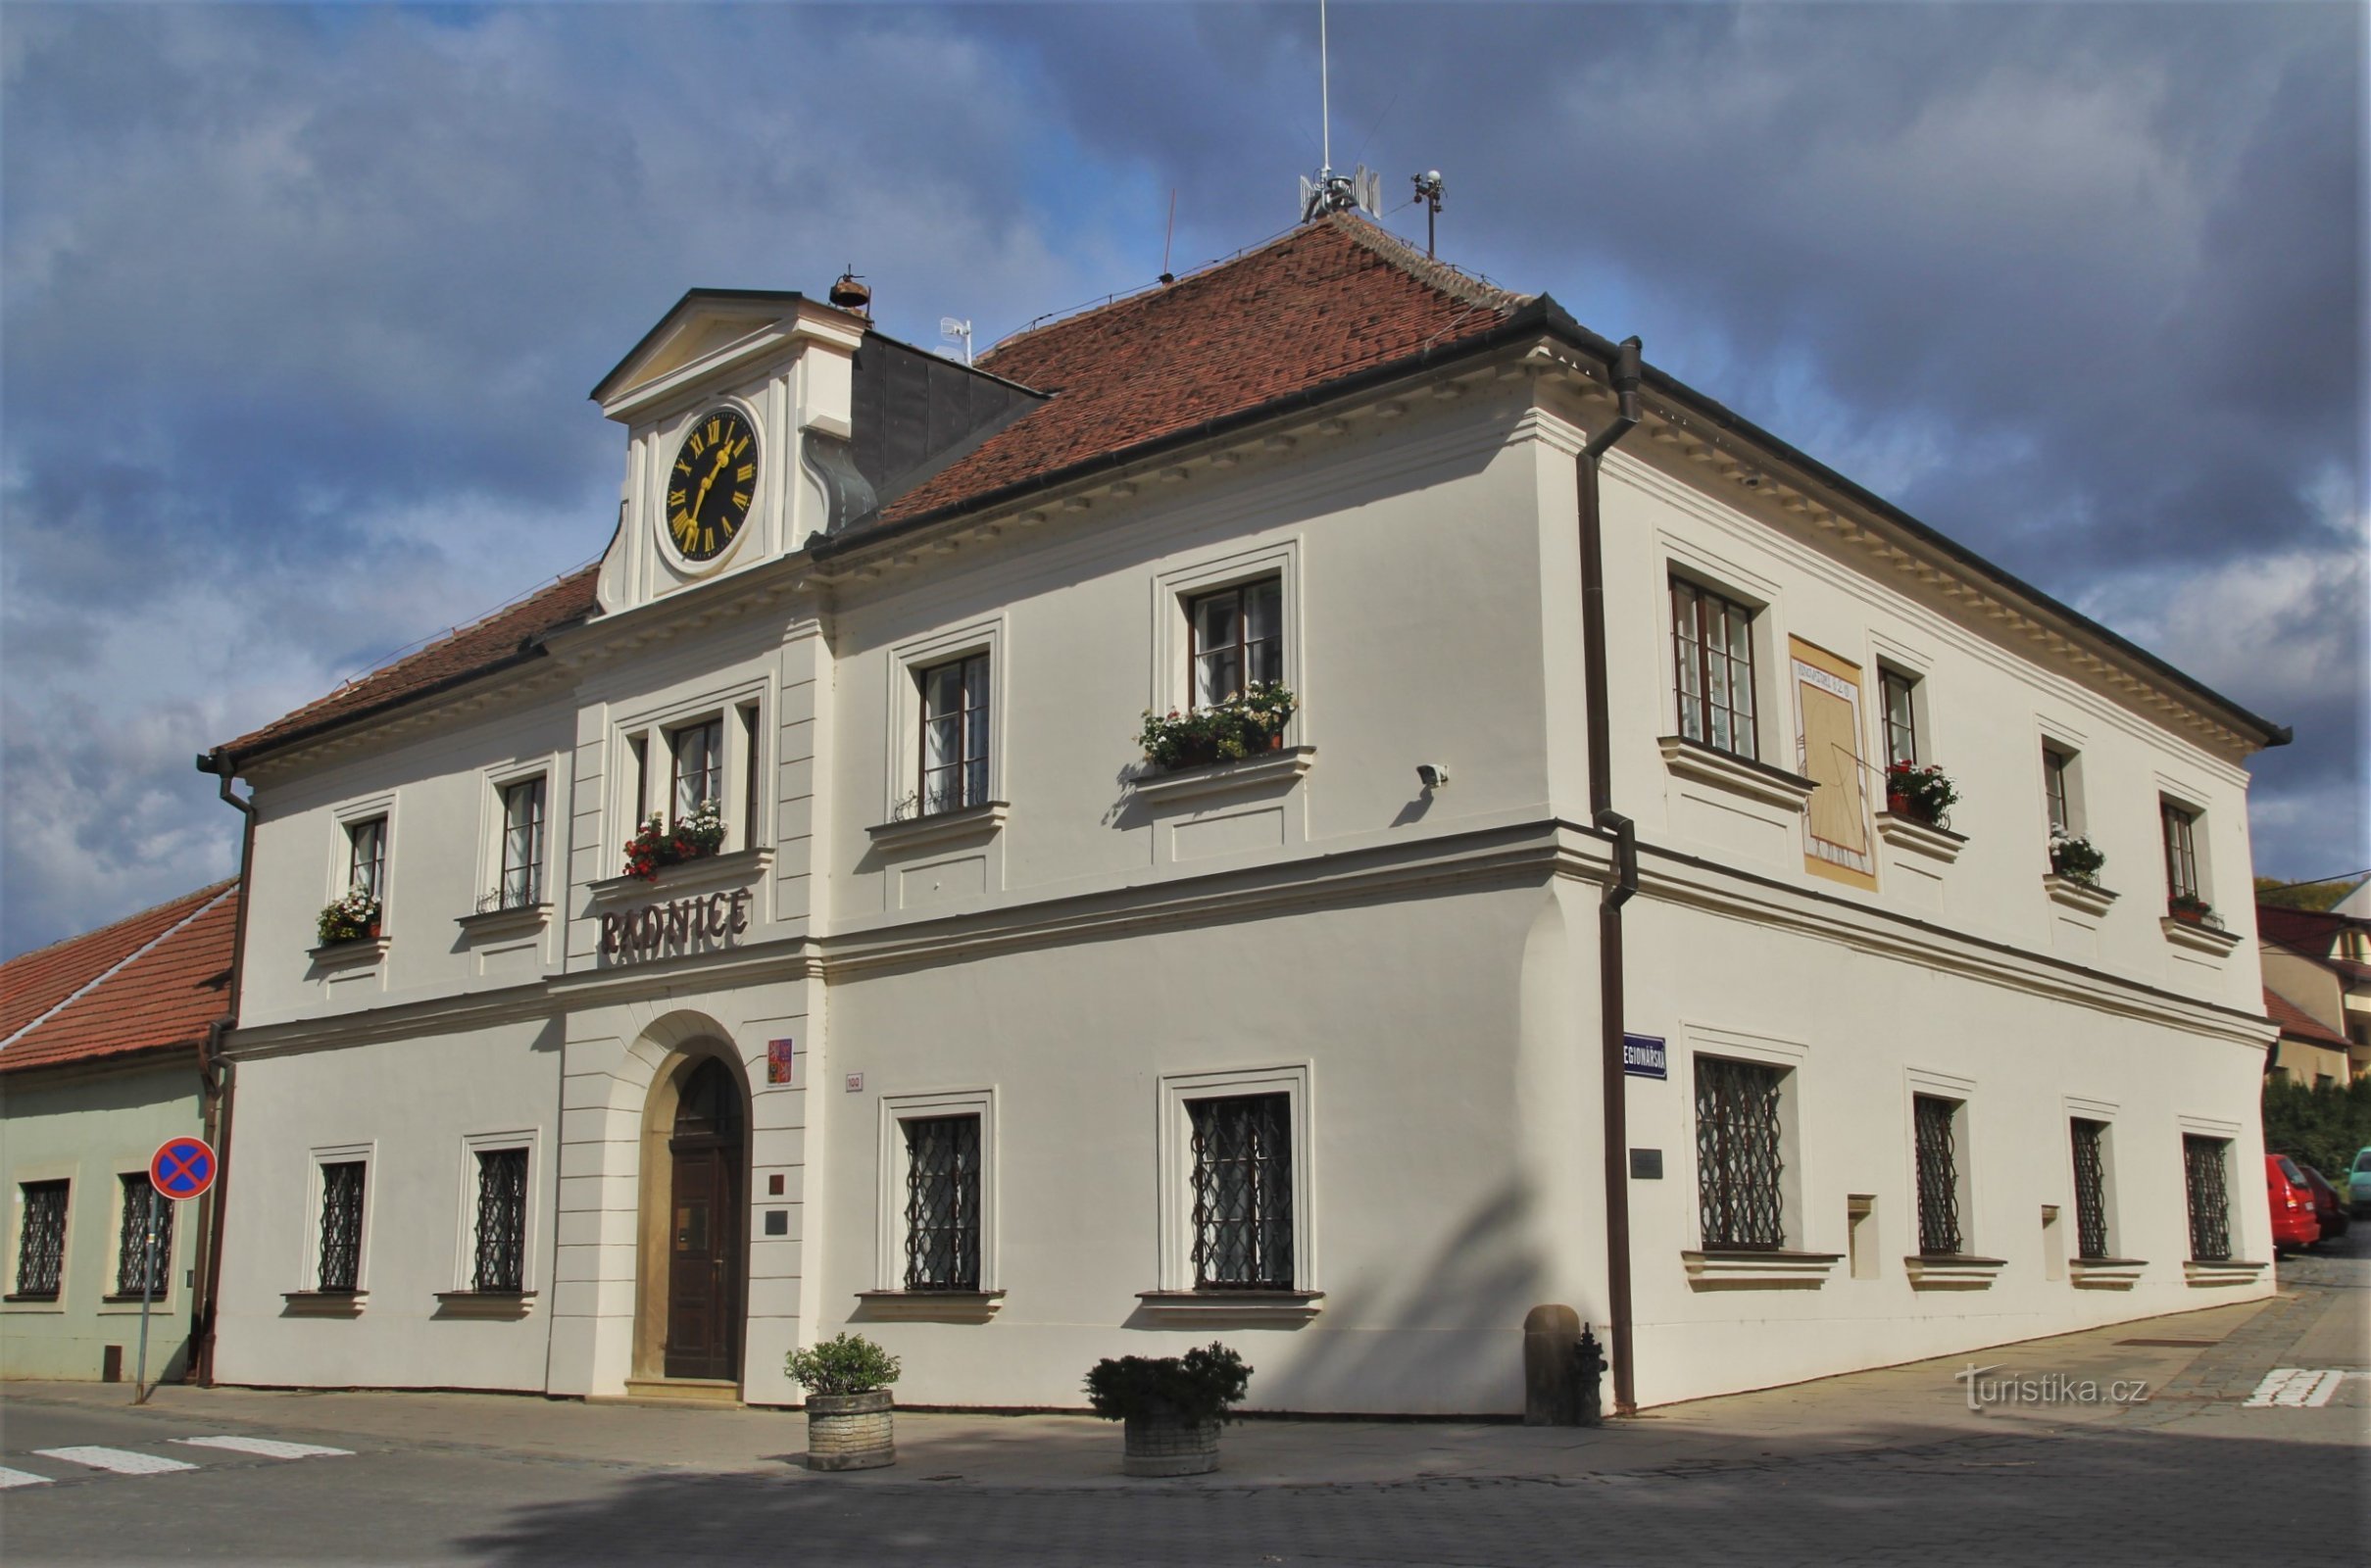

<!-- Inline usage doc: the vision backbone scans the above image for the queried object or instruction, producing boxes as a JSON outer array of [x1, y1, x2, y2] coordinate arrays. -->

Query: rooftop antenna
[[1299, 0, 1382, 222], [938, 317, 973, 367], [1412, 170, 1445, 257], [1161, 188, 1177, 285]]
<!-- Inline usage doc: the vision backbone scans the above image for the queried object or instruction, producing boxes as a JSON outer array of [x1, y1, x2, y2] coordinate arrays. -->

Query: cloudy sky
[[1, 1, 2361, 956]]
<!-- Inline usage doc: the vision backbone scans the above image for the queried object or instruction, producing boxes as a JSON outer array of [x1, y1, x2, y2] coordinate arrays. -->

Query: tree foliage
[[2262, 1076, 2371, 1180]]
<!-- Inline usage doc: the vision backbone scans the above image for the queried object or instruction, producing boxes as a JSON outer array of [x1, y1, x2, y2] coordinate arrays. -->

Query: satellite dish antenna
[[939, 317, 973, 367]]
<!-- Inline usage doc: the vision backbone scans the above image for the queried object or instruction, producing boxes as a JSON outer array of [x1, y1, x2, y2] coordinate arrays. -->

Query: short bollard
[[1575, 1327, 1606, 1427]]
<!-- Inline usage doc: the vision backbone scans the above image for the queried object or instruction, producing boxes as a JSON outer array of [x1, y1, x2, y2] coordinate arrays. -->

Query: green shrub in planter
[[1083, 1342, 1252, 1425], [785, 1332, 902, 1396]]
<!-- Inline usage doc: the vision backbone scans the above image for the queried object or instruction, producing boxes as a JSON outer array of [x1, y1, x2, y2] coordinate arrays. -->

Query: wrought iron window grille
[[317, 1161, 367, 1293], [1695, 1056, 1786, 1250], [1189, 1094, 1294, 1290], [2070, 1120, 2110, 1261], [14, 1180, 68, 1298], [1913, 1096, 1964, 1255], [115, 1174, 173, 1296], [2183, 1136, 2232, 1262], [471, 1149, 529, 1294], [903, 1116, 981, 1292]]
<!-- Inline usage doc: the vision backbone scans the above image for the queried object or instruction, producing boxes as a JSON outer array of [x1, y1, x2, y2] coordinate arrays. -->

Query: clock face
[[664, 409, 757, 563]]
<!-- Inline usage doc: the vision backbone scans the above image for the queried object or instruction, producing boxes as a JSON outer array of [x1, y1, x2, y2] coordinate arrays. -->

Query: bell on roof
[[828, 270, 872, 317]]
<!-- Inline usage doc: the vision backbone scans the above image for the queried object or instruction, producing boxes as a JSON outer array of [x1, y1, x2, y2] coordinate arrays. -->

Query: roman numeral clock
[[665, 409, 757, 563]]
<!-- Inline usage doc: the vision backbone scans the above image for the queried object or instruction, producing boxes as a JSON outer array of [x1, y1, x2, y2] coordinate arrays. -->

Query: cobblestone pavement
[[6, 1241, 2364, 1566]]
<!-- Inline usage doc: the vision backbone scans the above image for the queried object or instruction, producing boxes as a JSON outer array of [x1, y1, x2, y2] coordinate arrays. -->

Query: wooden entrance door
[[664, 1058, 743, 1381]]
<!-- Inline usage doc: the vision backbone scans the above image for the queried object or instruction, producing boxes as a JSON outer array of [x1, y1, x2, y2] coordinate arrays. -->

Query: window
[[1879, 668, 1920, 767], [13, 1181, 69, 1299], [2182, 1136, 2232, 1262], [1671, 576, 1758, 760], [316, 1160, 367, 1293], [1912, 1095, 1965, 1254], [2161, 800, 2202, 903], [2042, 747, 2075, 835], [917, 654, 990, 816], [671, 717, 724, 821], [1188, 578, 1283, 707], [469, 1148, 528, 1293], [346, 816, 386, 904], [2069, 1119, 2110, 1261], [498, 778, 545, 909], [1695, 1056, 1786, 1250], [114, 1173, 172, 1298], [1188, 1094, 1294, 1289], [902, 1116, 980, 1292]]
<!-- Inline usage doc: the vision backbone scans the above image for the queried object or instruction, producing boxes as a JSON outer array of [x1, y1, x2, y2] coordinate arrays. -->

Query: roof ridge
[[1317, 211, 1532, 315], [0, 884, 235, 1052]]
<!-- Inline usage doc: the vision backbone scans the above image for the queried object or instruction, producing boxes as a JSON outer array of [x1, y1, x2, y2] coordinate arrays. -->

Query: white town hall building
[[198, 214, 2289, 1414]]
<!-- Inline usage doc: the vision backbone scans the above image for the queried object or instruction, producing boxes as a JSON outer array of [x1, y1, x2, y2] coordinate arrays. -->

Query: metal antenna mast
[[1299, 0, 1382, 223]]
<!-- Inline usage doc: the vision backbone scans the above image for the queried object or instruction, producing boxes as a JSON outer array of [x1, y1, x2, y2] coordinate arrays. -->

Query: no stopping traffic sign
[[149, 1136, 218, 1200]]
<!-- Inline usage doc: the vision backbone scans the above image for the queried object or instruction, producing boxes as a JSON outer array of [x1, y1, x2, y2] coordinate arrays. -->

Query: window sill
[[307, 935, 390, 968], [2161, 916, 2240, 956], [281, 1290, 367, 1317], [1874, 813, 1965, 864], [1680, 1249, 1842, 1290], [98, 1293, 178, 1313], [1657, 735, 1815, 812], [865, 802, 1010, 853], [852, 1289, 1005, 1323], [455, 903, 552, 940], [2, 1294, 64, 1313], [1903, 1253, 2007, 1290], [2067, 1257, 2149, 1290], [1134, 1290, 1324, 1324], [1130, 747, 1315, 808], [2182, 1257, 2268, 1287], [2044, 875, 2119, 918], [587, 847, 772, 906], [432, 1290, 537, 1319]]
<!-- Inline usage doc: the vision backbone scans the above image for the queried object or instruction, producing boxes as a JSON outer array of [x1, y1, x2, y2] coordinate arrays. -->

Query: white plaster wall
[[0, 1065, 203, 1381], [211, 1017, 562, 1392]]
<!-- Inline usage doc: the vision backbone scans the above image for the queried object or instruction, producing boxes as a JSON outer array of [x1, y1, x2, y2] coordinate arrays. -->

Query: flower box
[[621, 801, 725, 881], [316, 892, 381, 946], [1139, 683, 1297, 774], [1882, 761, 1958, 829]]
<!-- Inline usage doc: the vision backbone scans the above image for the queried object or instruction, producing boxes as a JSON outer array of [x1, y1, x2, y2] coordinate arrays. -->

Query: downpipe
[[192, 749, 255, 1389]]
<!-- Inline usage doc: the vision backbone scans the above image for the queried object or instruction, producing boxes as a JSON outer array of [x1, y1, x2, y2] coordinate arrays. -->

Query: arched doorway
[[663, 1057, 743, 1380]]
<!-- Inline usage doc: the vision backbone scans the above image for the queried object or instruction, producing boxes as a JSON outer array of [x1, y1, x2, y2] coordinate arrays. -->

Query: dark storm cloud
[[1, 3, 2360, 954]]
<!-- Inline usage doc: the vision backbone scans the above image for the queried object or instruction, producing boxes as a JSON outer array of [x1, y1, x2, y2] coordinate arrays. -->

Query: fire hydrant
[[1575, 1326, 1606, 1427]]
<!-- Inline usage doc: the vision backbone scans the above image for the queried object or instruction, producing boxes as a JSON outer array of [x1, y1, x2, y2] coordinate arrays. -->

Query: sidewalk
[[2, 1284, 2350, 1492]]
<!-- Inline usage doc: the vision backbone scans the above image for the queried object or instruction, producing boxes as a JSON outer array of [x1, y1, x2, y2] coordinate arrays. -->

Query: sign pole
[[132, 1187, 158, 1405]]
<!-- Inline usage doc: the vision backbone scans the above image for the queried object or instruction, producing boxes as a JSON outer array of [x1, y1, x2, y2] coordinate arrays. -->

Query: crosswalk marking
[[0, 1465, 55, 1488], [33, 1446, 200, 1475], [2242, 1368, 2347, 1408], [172, 1436, 353, 1460]]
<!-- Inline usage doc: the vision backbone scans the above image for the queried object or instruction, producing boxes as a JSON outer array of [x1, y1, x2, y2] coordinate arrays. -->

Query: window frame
[[612, 683, 767, 858], [305, 1144, 373, 1296], [669, 715, 725, 823], [454, 1133, 535, 1296], [479, 766, 551, 913], [1150, 542, 1303, 732], [1910, 1093, 1970, 1256], [108, 1170, 174, 1302], [915, 653, 992, 818], [885, 615, 1007, 826], [2068, 1117, 2114, 1262], [1669, 573, 1761, 761], [1694, 1055, 1792, 1251], [1877, 665, 1922, 768], [2160, 797, 2204, 905], [2181, 1134, 2234, 1263], [1186, 576, 1285, 710], [874, 1089, 998, 1296], [1156, 1065, 1313, 1295], [9, 1178, 72, 1303], [2041, 745, 2078, 838]]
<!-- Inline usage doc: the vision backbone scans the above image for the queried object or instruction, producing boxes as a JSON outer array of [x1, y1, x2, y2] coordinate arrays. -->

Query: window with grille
[[1879, 669, 1919, 767], [114, 1173, 173, 1297], [2069, 1119, 2110, 1261], [2160, 801, 2201, 903], [1695, 1057, 1786, 1250], [918, 654, 990, 816], [1671, 577, 1758, 760], [317, 1160, 367, 1293], [2043, 748, 2074, 835], [2183, 1136, 2232, 1262], [13, 1180, 69, 1299], [1188, 579, 1284, 708], [347, 817, 386, 904], [902, 1116, 980, 1291], [1189, 1094, 1293, 1289], [496, 778, 545, 909], [672, 718, 724, 820], [1912, 1096, 1964, 1254], [471, 1149, 529, 1293]]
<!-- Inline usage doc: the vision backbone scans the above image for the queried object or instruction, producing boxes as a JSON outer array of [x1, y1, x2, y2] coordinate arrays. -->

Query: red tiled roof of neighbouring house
[[221, 565, 602, 759], [2264, 987, 2350, 1050], [872, 214, 1530, 527], [1, 883, 238, 1074]]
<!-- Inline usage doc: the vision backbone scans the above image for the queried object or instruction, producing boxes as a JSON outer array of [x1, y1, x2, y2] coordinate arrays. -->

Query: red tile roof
[[1, 883, 238, 1075], [2264, 987, 2351, 1050]]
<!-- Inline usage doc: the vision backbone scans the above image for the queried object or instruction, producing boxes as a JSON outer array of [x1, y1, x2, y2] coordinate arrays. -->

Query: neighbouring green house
[[2, 883, 236, 1383]]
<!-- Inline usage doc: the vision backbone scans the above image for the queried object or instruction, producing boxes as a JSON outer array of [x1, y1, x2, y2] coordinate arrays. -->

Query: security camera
[[1416, 762, 1450, 790]]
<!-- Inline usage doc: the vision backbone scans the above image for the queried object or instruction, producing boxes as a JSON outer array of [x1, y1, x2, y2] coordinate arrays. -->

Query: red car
[[2294, 1162, 2350, 1242], [2267, 1153, 2322, 1252]]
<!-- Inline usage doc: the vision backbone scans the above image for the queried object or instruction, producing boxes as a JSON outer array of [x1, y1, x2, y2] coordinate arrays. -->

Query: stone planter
[[804, 1390, 895, 1471], [1121, 1414, 1219, 1477]]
